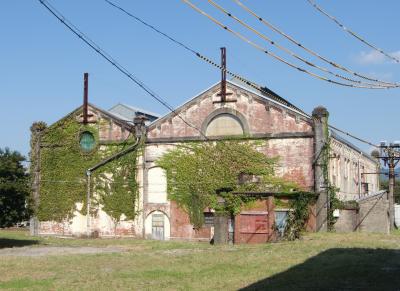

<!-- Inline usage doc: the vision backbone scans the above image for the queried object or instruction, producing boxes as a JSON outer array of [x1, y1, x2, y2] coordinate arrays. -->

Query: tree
[[157, 140, 297, 228], [381, 180, 400, 204], [0, 148, 30, 227]]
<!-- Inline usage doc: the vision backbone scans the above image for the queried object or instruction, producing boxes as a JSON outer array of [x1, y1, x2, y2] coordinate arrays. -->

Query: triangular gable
[[43, 103, 134, 134], [147, 80, 312, 140]]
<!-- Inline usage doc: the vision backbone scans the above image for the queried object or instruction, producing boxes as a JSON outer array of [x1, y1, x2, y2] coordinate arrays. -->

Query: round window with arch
[[79, 131, 96, 152]]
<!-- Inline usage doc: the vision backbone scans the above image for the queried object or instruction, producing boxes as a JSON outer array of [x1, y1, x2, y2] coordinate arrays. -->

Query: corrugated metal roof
[[108, 103, 160, 123], [230, 78, 307, 116]]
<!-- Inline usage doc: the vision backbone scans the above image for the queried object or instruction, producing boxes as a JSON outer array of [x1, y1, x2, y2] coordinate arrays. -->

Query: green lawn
[[1, 229, 400, 290]]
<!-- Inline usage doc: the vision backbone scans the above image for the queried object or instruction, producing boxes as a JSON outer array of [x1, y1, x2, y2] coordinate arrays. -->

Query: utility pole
[[379, 141, 400, 231]]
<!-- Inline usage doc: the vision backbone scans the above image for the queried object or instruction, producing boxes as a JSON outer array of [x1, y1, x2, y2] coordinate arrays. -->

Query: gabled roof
[[148, 79, 311, 130], [43, 103, 134, 134]]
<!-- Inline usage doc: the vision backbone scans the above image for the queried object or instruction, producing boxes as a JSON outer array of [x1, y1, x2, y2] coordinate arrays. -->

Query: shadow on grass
[[241, 248, 400, 291], [0, 238, 39, 249]]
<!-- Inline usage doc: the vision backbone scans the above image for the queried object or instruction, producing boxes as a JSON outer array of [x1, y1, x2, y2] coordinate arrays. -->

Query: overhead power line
[[181, 0, 391, 89], [104, 0, 384, 150], [306, 0, 400, 64], [38, 0, 208, 140], [232, 0, 400, 87], [104, 0, 308, 115], [207, 0, 393, 88], [105, 0, 386, 151], [39, 0, 382, 154]]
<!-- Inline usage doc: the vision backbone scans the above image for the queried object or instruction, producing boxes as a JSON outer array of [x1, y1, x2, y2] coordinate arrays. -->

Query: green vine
[[321, 117, 340, 231], [157, 140, 298, 229], [283, 192, 316, 240], [36, 115, 139, 226]]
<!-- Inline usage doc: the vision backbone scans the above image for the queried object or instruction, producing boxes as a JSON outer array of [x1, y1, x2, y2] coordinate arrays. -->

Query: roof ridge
[[110, 103, 161, 118]]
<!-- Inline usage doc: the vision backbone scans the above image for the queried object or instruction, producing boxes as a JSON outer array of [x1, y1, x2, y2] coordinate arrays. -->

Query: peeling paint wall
[[143, 82, 315, 241], [330, 137, 380, 201]]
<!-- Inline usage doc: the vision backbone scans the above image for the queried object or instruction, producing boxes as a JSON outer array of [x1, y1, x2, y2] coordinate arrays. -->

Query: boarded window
[[148, 167, 167, 203], [239, 214, 268, 234]]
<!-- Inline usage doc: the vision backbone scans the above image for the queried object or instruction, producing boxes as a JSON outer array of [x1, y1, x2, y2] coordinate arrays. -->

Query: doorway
[[152, 213, 165, 240]]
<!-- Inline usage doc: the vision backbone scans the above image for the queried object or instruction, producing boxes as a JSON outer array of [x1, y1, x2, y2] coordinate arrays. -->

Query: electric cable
[[328, 126, 378, 149], [207, 0, 393, 88], [181, 0, 389, 89], [104, 0, 308, 115], [104, 0, 386, 151], [306, 0, 400, 64], [38, 0, 208, 141], [233, 0, 400, 87], [39, 0, 384, 159], [40, 0, 304, 176], [39, 0, 283, 166]]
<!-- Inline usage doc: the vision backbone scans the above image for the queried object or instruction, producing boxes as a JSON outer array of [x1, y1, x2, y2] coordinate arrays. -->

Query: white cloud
[[355, 49, 400, 65], [365, 71, 393, 81]]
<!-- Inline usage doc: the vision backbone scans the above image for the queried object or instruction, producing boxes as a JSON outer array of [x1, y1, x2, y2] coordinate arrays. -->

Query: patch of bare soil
[[0, 246, 126, 257]]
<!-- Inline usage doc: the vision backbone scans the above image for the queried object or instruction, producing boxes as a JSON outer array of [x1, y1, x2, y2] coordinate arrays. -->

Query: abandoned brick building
[[30, 79, 380, 242]]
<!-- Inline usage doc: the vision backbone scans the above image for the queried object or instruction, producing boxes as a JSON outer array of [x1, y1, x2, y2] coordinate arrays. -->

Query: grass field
[[1, 229, 400, 290]]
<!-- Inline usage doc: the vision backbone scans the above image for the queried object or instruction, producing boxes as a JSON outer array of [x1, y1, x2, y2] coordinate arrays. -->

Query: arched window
[[205, 114, 244, 137]]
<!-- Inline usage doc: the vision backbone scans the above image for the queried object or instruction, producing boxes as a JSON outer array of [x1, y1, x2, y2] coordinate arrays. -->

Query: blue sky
[[1, 0, 399, 158]]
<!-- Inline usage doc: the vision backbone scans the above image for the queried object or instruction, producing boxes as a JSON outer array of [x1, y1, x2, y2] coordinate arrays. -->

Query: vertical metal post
[[220, 47, 227, 102], [86, 170, 91, 236], [83, 73, 89, 124]]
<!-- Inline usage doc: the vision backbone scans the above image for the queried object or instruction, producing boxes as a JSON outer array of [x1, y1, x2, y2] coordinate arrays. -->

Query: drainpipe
[[84, 115, 147, 236], [84, 137, 139, 236]]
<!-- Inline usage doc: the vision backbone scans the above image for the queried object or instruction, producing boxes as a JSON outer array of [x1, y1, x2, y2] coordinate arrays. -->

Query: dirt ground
[[0, 245, 126, 257]]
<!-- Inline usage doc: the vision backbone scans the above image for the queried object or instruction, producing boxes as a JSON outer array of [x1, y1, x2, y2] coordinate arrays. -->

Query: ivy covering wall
[[157, 140, 299, 229], [35, 113, 139, 225]]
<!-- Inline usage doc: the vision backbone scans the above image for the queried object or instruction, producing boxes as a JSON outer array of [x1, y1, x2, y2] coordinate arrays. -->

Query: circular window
[[79, 131, 96, 152]]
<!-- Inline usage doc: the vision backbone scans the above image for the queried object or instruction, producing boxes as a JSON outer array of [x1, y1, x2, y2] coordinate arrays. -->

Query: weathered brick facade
[[142, 81, 316, 241], [34, 80, 381, 241]]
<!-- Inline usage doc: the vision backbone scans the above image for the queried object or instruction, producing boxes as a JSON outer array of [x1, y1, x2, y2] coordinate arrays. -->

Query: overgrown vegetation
[[95, 149, 139, 234], [284, 192, 316, 240], [381, 180, 400, 204], [321, 119, 340, 230], [33, 115, 139, 226], [0, 148, 30, 227], [157, 140, 298, 229]]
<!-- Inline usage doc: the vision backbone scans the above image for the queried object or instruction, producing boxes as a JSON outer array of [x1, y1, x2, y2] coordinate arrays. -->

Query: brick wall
[[334, 191, 390, 234], [357, 191, 389, 234]]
